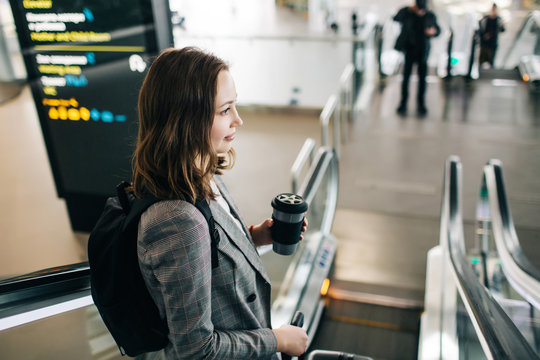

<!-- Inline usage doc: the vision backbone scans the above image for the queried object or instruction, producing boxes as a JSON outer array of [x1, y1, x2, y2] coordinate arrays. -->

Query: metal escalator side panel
[[442, 156, 539, 360], [484, 161, 540, 310]]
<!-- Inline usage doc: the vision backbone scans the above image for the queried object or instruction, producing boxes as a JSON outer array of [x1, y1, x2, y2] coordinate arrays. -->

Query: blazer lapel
[[213, 177, 252, 236], [210, 178, 270, 283]]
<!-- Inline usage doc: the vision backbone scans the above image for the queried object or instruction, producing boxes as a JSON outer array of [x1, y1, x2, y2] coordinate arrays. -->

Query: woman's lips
[[225, 133, 235, 141]]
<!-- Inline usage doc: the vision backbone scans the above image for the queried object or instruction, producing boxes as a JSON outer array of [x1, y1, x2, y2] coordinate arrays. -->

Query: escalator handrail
[[502, 10, 539, 68], [442, 156, 539, 360], [0, 262, 91, 328], [298, 146, 338, 236], [484, 160, 540, 309], [271, 146, 338, 329], [291, 138, 317, 194], [0, 262, 89, 295], [320, 95, 340, 158]]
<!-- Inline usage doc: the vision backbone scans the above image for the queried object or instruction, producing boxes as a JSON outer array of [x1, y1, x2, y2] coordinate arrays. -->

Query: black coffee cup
[[271, 193, 308, 255]]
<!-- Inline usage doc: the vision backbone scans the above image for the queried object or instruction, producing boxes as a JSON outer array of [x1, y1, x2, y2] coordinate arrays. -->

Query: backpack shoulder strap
[[116, 181, 132, 214], [194, 199, 220, 269], [117, 186, 219, 268], [122, 193, 161, 232]]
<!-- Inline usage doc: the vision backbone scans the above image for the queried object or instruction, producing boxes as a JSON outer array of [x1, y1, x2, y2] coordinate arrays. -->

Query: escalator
[[502, 10, 540, 86], [464, 9, 540, 88], [418, 156, 540, 359], [0, 146, 339, 359], [306, 156, 540, 360], [303, 7, 540, 359], [481, 160, 540, 354], [307, 284, 422, 360], [268, 146, 339, 344], [7, 155, 529, 360]]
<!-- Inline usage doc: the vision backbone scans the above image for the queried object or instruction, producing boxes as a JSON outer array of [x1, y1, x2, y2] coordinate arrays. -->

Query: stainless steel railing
[[484, 159, 540, 309], [419, 156, 539, 360]]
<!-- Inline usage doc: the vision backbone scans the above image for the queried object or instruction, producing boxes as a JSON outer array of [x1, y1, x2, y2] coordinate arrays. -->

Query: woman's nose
[[233, 109, 243, 127]]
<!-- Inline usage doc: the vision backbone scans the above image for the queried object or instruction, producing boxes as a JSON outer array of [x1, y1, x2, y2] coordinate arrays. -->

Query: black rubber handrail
[[442, 156, 538, 359], [0, 262, 89, 294], [271, 145, 338, 338], [0, 262, 90, 313], [298, 146, 338, 236], [482, 160, 540, 310], [487, 160, 540, 282]]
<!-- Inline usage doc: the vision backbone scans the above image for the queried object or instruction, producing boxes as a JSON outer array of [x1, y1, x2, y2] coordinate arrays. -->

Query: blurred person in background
[[394, 0, 440, 117], [479, 3, 505, 68]]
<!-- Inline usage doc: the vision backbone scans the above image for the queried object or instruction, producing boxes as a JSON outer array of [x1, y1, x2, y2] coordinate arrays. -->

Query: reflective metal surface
[[270, 147, 339, 341], [484, 160, 540, 309], [419, 156, 539, 360]]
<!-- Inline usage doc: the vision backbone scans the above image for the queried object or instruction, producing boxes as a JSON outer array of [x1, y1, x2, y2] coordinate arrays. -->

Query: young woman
[[131, 47, 308, 359]]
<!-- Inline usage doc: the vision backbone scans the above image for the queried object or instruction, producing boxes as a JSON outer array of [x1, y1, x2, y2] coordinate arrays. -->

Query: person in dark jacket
[[394, 0, 440, 116], [479, 3, 505, 68]]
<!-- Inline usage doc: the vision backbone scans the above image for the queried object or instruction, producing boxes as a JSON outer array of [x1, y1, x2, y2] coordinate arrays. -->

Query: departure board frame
[[9, 0, 173, 231]]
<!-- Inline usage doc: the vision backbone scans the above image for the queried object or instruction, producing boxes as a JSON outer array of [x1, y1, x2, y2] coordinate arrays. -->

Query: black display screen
[[9, 0, 171, 229]]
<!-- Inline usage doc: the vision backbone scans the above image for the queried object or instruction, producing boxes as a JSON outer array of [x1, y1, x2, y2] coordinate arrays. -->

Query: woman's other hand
[[272, 324, 308, 356]]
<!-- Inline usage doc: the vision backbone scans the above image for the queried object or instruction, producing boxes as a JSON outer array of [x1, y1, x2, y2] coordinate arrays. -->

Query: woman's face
[[211, 70, 242, 154]]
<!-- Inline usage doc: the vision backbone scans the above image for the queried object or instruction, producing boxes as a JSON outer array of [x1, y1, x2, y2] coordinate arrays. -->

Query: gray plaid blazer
[[137, 176, 279, 359]]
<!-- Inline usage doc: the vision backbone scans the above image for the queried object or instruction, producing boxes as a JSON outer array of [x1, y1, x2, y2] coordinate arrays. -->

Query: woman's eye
[[221, 107, 230, 115]]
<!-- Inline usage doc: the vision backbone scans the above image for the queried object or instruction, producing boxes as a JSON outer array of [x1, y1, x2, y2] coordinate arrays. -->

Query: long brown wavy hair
[[131, 47, 234, 201]]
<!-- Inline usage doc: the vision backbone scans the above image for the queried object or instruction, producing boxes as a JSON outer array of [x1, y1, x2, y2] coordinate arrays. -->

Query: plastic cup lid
[[271, 193, 308, 213]]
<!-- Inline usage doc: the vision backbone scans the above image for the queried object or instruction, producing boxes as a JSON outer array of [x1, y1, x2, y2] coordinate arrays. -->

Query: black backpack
[[88, 182, 220, 356]]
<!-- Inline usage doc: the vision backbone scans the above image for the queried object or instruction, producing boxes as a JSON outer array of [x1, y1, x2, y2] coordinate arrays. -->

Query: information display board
[[9, 0, 172, 231]]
